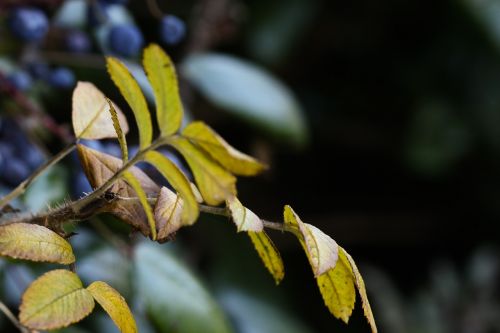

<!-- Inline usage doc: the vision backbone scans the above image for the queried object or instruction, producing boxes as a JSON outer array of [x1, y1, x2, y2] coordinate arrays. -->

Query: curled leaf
[[283, 205, 338, 276], [248, 231, 284, 284], [72, 81, 129, 139], [183, 121, 266, 176], [20, 269, 95, 330], [107, 98, 128, 162], [0, 223, 75, 264], [226, 196, 263, 232], [87, 281, 137, 333], [154, 186, 183, 241]]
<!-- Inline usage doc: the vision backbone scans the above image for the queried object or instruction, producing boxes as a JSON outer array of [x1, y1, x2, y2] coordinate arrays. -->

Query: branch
[[0, 301, 31, 333]]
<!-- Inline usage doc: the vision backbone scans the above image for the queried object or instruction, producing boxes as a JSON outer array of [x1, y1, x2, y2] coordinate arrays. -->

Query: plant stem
[[0, 142, 77, 209], [0, 301, 30, 333]]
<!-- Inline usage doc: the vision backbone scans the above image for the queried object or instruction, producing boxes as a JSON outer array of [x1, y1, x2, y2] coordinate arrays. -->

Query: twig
[[39, 51, 106, 70], [145, 0, 164, 20], [0, 301, 30, 333]]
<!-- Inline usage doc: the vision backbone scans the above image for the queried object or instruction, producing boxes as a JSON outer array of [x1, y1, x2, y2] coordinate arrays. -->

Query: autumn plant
[[0, 44, 377, 333]]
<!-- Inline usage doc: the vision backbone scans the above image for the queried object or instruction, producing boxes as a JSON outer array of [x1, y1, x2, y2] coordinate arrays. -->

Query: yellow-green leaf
[[143, 43, 183, 136], [283, 205, 338, 276], [226, 196, 263, 232], [106, 57, 152, 149], [107, 98, 128, 162], [170, 137, 236, 205], [183, 121, 266, 176], [248, 231, 284, 284], [87, 281, 137, 333], [343, 248, 377, 333], [19, 269, 95, 330], [0, 223, 75, 264], [154, 186, 183, 241], [143, 150, 199, 225], [72, 81, 129, 139], [316, 248, 356, 324], [123, 171, 156, 240]]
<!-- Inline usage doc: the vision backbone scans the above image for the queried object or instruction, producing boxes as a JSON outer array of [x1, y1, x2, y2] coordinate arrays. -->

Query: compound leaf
[[87, 281, 137, 333], [72, 81, 129, 140], [283, 205, 338, 276], [248, 231, 284, 284], [226, 196, 263, 232], [143, 43, 183, 136], [170, 137, 236, 205], [143, 150, 199, 225], [106, 57, 152, 149], [0, 223, 75, 264], [183, 121, 266, 176], [123, 171, 156, 240], [20, 269, 95, 330]]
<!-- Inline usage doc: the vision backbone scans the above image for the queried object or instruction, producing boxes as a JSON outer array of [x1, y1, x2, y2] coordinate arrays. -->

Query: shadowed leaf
[[248, 231, 284, 284], [20, 270, 95, 330], [0, 223, 75, 264], [72, 81, 129, 140]]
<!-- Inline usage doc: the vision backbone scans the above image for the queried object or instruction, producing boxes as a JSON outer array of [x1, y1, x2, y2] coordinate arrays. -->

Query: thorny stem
[[0, 301, 30, 333], [0, 142, 77, 210]]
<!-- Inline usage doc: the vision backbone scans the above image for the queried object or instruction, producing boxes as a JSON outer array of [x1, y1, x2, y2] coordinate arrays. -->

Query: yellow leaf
[[343, 248, 378, 333], [77, 144, 159, 237], [123, 171, 157, 240], [316, 249, 356, 324], [170, 137, 236, 205], [283, 205, 338, 276], [154, 186, 183, 241], [19, 269, 95, 330], [248, 231, 284, 285], [143, 150, 199, 225], [143, 44, 183, 136], [106, 57, 152, 149], [0, 223, 75, 264], [226, 196, 263, 232], [183, 121, 266, 176], [87, 281, 137, 333], [72, 81, 129, 140], [107, 98, 128, 162]]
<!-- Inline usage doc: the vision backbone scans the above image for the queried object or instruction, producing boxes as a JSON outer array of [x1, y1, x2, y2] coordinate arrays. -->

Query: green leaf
[[123, 171, 156, 240], [72, 81, 129, 140], [248, 231, 284, 285], [20, 269, 95, 330], [183, 121, 266, 176], [182, 53, 308, 147], [87, 281, 137, 333], [143, 150, 199, 225], [342, 248, 378, 333], [134, 243, 232, 333], [154, 186, 184, 241], [143, 43, 183, 136], [107, 98, 128, 162], [316, 249, 355, 324], [283, 205, 338, 276], [170, 137, 236, 206], [106, 57, 152, 149], [0, 223, 75, 264], [226, 196, 263, 232]]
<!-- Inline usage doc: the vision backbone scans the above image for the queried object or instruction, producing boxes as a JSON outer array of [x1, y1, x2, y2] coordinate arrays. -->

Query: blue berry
[[7, 71, 32, 91], [159, 15, 186, 45], [80, 139, 104, 151], [99, 0, 129, 4], [66, 30, 92, 53], [108, 24, 143, 57], [28, 62, 50, 79], [102, 142, 121, 158], [3, 157, 31, 186], [72, 171, 93, 198], [48, 67, 75, 89], [23, 144, 45, 170], [9, 7, 49, 42]]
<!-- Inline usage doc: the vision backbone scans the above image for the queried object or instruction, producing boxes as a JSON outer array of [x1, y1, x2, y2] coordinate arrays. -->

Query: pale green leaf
[[0, 223, 75, 264], [248, 231, 284, 284], [87, 281, 137, 333], [343, 248, 378, 333], [143, 150, 199, 225], [106, 57, 152, 149], [183, 121, 266, 176], [134, 243, 232, 333], [170, 137, 236, 205], [72, 81, 129, 140], [283, 205, 338, 276], [106, 98, 128, 162], [316, 249, 356, 324], [143, 43, 183, 136], [226, 196, 263, 232], [123, 171, 156, 240], [20, 269, 95, 330], [154, 186, 183, 241]]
